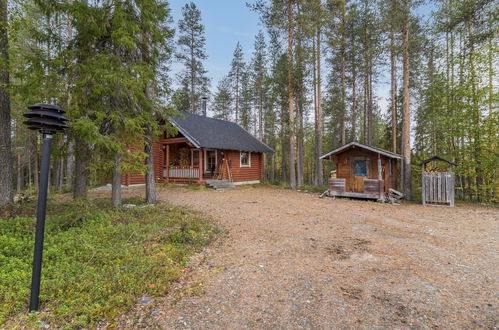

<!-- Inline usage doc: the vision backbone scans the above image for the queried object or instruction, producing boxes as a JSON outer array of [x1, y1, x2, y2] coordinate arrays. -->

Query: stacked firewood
[[387, 188, 404, 205], [425, 167, 449, 172]]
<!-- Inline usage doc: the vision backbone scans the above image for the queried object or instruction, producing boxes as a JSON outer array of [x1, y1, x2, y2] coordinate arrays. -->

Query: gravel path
[[129, 185, 498, 329]]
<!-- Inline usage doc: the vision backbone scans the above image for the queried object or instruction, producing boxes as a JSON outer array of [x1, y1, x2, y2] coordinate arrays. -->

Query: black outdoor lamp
[[23, 103, 69, 312]]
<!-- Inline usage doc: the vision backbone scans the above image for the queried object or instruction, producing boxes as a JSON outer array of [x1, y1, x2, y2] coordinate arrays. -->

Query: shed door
[[351, 158, 369, 192]]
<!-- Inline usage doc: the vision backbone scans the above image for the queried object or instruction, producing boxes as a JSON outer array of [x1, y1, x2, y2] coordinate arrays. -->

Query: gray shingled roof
[[320, 142, 402, 160], [170, 112, 274, 153]]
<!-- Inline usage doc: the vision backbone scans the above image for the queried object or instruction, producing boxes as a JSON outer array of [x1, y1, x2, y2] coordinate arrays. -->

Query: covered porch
[[159, 137, 228, 184]]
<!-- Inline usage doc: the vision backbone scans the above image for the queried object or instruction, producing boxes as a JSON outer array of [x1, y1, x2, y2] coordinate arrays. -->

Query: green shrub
[[0, 198, 217, 327], [298, 184, 328, 193]]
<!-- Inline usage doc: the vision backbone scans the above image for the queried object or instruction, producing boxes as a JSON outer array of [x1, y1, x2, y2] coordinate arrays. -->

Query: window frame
[[353, 159, 368, 177], [240, 151, 251, 168], [204, 149, 217, 173], [191, 148, 200, 168]]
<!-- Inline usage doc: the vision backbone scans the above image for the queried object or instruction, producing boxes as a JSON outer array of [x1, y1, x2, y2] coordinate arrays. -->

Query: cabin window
[[389, 159, 393, 177], [240, 151, 251, 167], [354, 160, 367, 177]]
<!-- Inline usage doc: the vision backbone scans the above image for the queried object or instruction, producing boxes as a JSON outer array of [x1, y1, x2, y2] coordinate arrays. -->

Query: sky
[[169, 0, 264, 92], [169, 1, 435, 115]]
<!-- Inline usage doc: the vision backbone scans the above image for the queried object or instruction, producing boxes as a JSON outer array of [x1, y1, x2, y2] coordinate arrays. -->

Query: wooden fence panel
[[422, 172, 454, 206]]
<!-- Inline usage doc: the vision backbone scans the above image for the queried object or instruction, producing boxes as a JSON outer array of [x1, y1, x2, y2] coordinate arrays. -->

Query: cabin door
[[351, 157, 369, 192]]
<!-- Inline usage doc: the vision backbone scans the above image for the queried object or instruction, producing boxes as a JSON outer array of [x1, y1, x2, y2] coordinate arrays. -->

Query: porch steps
[[205, 179, 235, 190]]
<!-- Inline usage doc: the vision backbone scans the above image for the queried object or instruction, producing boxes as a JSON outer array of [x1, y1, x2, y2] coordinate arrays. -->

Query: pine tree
[[176, 2, 210, 114], [228, 42, 246, 123], [0, 0, 13, 206], [401, 0, 412, 199], [251, 31, 267, 140], [213, 76, 232, 121], [287, 0, 297, 189], [239, 71, 253, 130]]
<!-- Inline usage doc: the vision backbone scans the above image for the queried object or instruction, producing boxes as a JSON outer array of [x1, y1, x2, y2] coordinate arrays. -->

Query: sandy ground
[[122, 185, 498, 329]]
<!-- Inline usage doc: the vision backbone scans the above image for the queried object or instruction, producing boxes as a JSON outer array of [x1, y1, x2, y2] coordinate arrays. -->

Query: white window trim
[[204, 149, 217, 172], [240, 151, 251, 168]]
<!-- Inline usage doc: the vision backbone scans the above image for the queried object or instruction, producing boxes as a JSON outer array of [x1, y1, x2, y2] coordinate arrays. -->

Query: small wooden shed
[[320, 142, 402, 201], [420, 156, 457, 207]]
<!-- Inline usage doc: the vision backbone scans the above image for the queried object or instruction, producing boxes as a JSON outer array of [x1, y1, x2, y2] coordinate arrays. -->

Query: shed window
[[354, 160, 367, 176], [240, 151, 251, 167]]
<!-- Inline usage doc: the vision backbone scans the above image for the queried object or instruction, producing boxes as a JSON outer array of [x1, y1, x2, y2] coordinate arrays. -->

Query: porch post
[[377, 154, 382, 180], [199, 149, 203, 183], [166, 144, 170, 182], [377, 154, 384, 200]]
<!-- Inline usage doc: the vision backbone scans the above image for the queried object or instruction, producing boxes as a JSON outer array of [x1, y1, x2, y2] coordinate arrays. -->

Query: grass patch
[[0, 197, 217, 328], [157, 183, 207, 191], [297, 184, 328, 193]]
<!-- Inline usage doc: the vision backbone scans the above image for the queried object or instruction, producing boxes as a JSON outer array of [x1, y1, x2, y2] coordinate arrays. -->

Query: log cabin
[[121, 112, 274, 186], [320, 142, 401, 201]]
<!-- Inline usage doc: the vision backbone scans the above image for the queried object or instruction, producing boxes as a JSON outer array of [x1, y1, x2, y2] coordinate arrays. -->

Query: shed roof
[[170, 112, 274, 153], [419, 155, 457, 166], [320, 142, 402, 160]]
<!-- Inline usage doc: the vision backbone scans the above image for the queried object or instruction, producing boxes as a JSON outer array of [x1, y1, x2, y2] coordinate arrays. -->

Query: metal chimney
[[202, 96, 207, 117]]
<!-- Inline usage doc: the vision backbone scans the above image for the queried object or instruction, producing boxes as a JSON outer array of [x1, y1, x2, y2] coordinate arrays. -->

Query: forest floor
[[118, 184, 498, 329]]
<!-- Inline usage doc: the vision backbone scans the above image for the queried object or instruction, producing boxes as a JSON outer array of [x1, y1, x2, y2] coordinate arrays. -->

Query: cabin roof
[[170, 112, 274, 153], [419, 155, 457, 166], [320, 142, 402, 160]]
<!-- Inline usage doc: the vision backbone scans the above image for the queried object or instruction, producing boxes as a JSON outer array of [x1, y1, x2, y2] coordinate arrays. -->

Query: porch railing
[[164, 167, 200, 179]]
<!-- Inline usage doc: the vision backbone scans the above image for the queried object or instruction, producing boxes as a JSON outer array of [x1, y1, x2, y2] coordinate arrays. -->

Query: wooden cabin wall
[[223, 151, 263, 182], [120, 137, 163, 185], [332, 149, 398, 193]]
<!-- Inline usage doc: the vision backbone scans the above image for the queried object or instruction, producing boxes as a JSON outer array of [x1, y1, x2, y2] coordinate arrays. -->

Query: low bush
[[298, 184, 328, 193], [0, 197, 217, 328]]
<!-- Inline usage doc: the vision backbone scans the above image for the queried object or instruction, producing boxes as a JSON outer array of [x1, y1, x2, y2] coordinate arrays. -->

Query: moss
[[0, 197, 217, 327]]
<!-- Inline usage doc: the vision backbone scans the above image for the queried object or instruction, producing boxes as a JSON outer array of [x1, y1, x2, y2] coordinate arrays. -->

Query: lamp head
[[23, 104, 69, 134]]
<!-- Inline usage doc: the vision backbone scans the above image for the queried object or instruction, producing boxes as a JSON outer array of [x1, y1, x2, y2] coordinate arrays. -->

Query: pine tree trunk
[[296, 95, 304, 187], [287, 0, 296, 190], [465, 18, 482, 201], [145, 124, 157, 204], [401, 2, 412, 200], [66, 140, 74, 189], [73, 138, 89, 199], [235, 70, 240, 123], [190, 39, 196, 113], [390, 28, 397, 153], [367, 69, 373, 145], [281, 130, 288, 183], [112, 153, 122, 207], [16, 153, 21, 194], [52, 152, 60, 187], [65, 8, 74, 191], [364, 64, 369, 145], [33, 136, 39, 192], [0, 0, 13, 206], [315, 28, 324, 187], [340, 2, 346, 145], [258, 89, 263, 140], [313, 28, 323, 187], [351, 53, 357, 142]]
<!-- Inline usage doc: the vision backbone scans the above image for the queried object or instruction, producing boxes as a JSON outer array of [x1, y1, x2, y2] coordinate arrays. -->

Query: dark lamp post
[[23, 103, 68, 312]]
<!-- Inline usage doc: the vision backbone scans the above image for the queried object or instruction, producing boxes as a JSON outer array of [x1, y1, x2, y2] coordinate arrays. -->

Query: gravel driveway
[[128, 185, 498, 329]]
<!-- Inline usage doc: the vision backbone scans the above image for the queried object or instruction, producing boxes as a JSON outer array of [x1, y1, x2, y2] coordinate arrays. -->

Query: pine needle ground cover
[[0, 197, 217, 327]]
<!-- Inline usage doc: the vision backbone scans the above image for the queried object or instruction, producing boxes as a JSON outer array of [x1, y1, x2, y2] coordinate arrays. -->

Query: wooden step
[[205, 179, 235, 190]]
